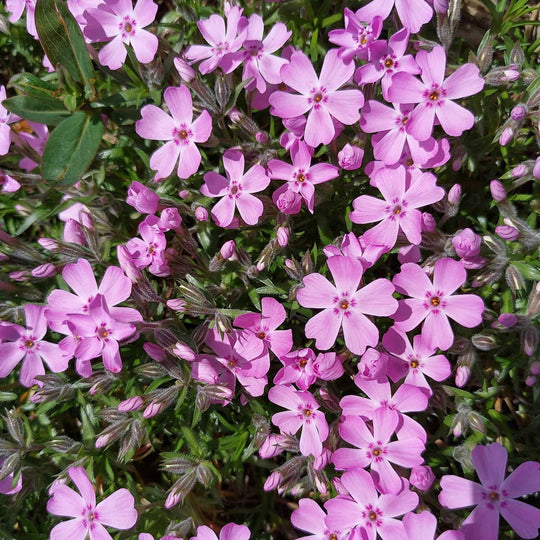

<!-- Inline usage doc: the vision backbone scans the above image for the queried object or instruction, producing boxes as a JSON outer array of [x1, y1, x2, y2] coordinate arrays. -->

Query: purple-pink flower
[[190, 523, 250, 540], [388, 46, 484, 141], [47, 466, 137, 539], [200, 149, 270, 227], [136, 85, 212, 180], [356, 0, 433, 34], [291, 498, 346, 540], [403, 511, 464, 539], [297, 255, 397, 354], [439, 442, 540, 539], [83, 0, 158, 70], [392, 258, 485, 351], [0, 85, 17, 156], [269, 49, 364, 147]]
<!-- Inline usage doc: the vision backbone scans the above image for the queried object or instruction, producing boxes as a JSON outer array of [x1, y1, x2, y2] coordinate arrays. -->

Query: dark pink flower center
[[229, 182, 242, 198], [424, 84, 447, 105], [363, 504, 382, 527], [120, 16, 136, 37], [381, 55, 397, 70], [96, 323, 111, 340], [81, 504, 98, 528], [173, 125, 192, 145], [309, 87, 328, 109]]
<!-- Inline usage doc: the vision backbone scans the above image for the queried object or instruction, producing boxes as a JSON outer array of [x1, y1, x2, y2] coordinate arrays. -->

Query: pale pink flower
[[269, 49, 364, 147], [190, 523, 250, 540], [0, 304, 68, 387], [0, 459, 22, 495], [47, 466, 137, 539], [291, 498, 347, 540], [403, 511, 464, 540], [324, 468, 418, 538], [0, 170, 21, 193], [392, 258, 485, 351], [0, 85, 18, 155], [338, 143, 364, 170], [17, 121, 48, 171], [388, 46, 484, 141], [83, 0, 159, 69], [200, 149, 270, 227], [356, 0, 433, 34], [268, 384, 329, 457], [6, 0, 37, 38], [136, 85, 212, 180], [297, 255, 397, 354], [268, 140, 339, 213], [350, 166, 444, 249], [439, 442, 540, 539]]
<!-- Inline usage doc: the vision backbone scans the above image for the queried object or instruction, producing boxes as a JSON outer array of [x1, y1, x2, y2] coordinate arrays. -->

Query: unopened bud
[[338, 143, 364, 170], [277, 226, 289, 247], [530, 361, 540, 376], [510, 104, 527, 121], [471, 332, 498, 350], [521, 325, 538, 356], [499, 126, 514, 146], [468, 411, 486, 434], [525, 375, 537, 387], [422, 212, 437, 232], [172, 341, 196, 361], [509, 44, 525, 69], [174, 57, 196, 82], [527, 282, 540, 317], [511, 164, 528, 178], [220, 240, 236, 260], [118, 396, 144, 411], [490, 180, 506, 201], [409, 465, 436, 491], [448, 184, 461, 205], [496, 225, 520, 241], [31, 263, 57, 278], [505, 265, 525, 295], [264, 471, 283, 492], [194, 206, 209, 221], [255, 131, 268, 144], [455, 365, 470, 387], [37, 238, 59, 251], [143, 342, 167, 361]]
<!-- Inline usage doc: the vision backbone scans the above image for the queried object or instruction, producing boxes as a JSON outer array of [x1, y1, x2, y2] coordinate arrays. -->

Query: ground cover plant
[[0, 0, 539, 538]]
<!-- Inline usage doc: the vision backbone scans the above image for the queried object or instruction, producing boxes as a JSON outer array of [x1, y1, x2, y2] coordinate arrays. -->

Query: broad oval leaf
[[42, 111, 104, 185], [2, 95, 70, 125], [8, 73, 58, 100], [35, 0, 94, 89]]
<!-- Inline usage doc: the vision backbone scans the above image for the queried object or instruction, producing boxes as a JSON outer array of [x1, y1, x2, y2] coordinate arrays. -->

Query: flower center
[[257, 331, 266, 339], [179, 130, 188, 139], [372, 447, 381, 456], [97, 325, 110, 339], [298, 359, 308, 368], [489, 491, 499, 501], [393, 205, 402, 215], [303, 408, 312, 416], [228, 359, 236, 368], [230, 185, 239, 195], [340, 299, 349, 310], [410, 359, 419, 369], [329, 535, 338, 540], [278, 83, 287, 91], [25, 339, 35, 349], [314, 92, 323, 102], [368, 511, 377, 521], [296, 173, 305, 183], [430, 296, 440, 307], [429, 90, 440, 101]]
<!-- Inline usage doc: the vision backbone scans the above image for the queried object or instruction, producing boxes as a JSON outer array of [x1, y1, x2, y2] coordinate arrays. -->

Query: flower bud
[[37, 238, 59, 251], [490, 179, 506, 201], [530, 361, 540, 376], [533, 156, 540, 180], [496, 225, 519, 241], [143, 342, 167, 361], [355, 348, 388, 382], [511, 164, 528, 178], [521, 325, 538, 356], [263, 471, 283, 492], [277, 226, 289, 247], [275, 188, 301, 214], [433, 0, 448, 13], [409, 465, 436, 491], [143, 401, 163, 418], [255, 131, 268, 144], [167, 299, 186, 312], [455, 365, 470, 387], [118, 396, 144, 411], [31, 263, 57, 278], [194, 206, 208, 221], [338, 143, 364, 170], [510, 104, 527, 121], [173, 57, 196, 82], [220, 240, 236, 260], [160, 208, 182, 230], [525, 375, 536, 387], [498, 313, 517, 327], [505, 264, 525, 295], [172, 341, 196, 361], [447, 184, 461, 205], [471, 332, 498, 350], [499, 126, 514, 146], [452, 228, 481, 258], [421, 212, 436, 232], [126, 181, 159, 214]]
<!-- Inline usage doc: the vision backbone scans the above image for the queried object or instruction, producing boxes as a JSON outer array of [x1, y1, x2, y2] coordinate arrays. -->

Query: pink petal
[[342, 310, 379, 355], [352, 278, 397, 316], [102, 340, 122, 373], [387, 72, 425, 104], [136, 104, 175, 141], [272, 410, 302, 435], [201, 172, 229, 197], [176, 141, 201, 179], [236, 193, 264, 225], [393, 298, 428, 332], [373, 407, 399, 443], [444, 295, 484, 328], [395, 0, 433, 33], [403, 511, 437, 539], [499, 499, 540, 539], [417, 46, 445, 87], [220, 523, 251, 540], [62, 259, 97, 300], [339, 415, 373, 448], [297, 274, 337, 309], [150, 140, 181, 181], [89, 522, 115, 540], [299, 421, 323, 456], [241, 164, 269, 193], [392, 384, 429, 412], [385, 438, 424, 468], [361, 100, 399, 133], [406, 101, 437, 141], [501, 461, 540, 498], [291, 499, 326, 535], [269, 92, 311, 118], [433, 258, 466, 295], [0, 342, 25, 378], [460, 503, 500, 540], [20, 353, 44, 387], [211, 195, 236, 227], [325, 89, 363, 125], [94, 488, 137, 529], [47, 484, 86, 517], [342, 468, 378, 506], [443, 63, 484, 100], [68, 466, 96, 508], [261, 297, 286, 330], [98, 35, 127, 70], [165, 85, 192, 125], [39, 341, 69, 372], [393, 263, 432, 297], [191, 110, 212, 142], [131, 28, 158, 64], [439, 476, 484, 509], [435, 99, 475, 137], [133, 0, 157, 27], [422, 311, 454, 351], [399, 210, 422, 245], [324, 498, 363, 531], [267, 159, 294, 180], [328, 255, 363, 296], [24, 304, 47, 339], [373, 128, 407, 165], [304, 106, 334, 147], [75, 336, 103, 361], [281, 51, 318, 94], [319, 49, 354, 91], [350, 195, 388, 224], [308, 163, 339, 184], [378, 488, 419, 518], [471, 443, 507, 489], [419, 354, 451, 382], [50, 519, 89, 540], [305, 308, 342, 351], [98, 267, 131, 305], [371, 458, 403, 494], [404, 171, 445, 208], [332, 447, 372, 470]]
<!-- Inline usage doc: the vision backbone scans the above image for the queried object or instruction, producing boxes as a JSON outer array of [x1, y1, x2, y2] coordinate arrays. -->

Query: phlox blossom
[[47, 466, 137, 539], [356, 0, 433, 34], [403, 511, 464, 539], [83, 0, 159, 70], [6, 0, 37, 38], [388, 46, 485, 141], [200, 149, 270, 227], [291, 498, 346, 540], [350, 166, 444, 249], [269, 49, 364, 147], [0, 85, 18, 155], [439, 442, 540, 539], [392, 258, 485, 351], [268, 385, 328, 457], [190, 523, 250, 540], [296, 255, 398, 354], [136, 85, 212, 180], [0, 304, 67, 387]]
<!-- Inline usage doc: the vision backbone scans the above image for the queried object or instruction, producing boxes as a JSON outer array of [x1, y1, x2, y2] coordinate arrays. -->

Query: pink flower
[[324, 468, 419, 537], [269, 49, 364, 147], [185, 6, 247, 74], [83, 0, 158, 69], [0, 304, 68, 387], [392, 258, 485, 351], [17, 121, 48, 171], [233, 297, 292, 358], [0, 169, 21, 193], [6, 0, 37, 38], [350, 166, 444, 249], [337, 143, 364, 170], [388, 46, 484, 141], [222, 14, 292, 93], [126, 181, 159, 214], [0, 459, 22, 495], [439, 442, 540, 539], [382, 327, 451, 393], [268, 140, 339, 213], [297, 255, 397, 354], [332, 408, 425, 494], [190, 523, 250, 540], [356, 0, 433, 34], [268, 385, 329, 457], [136, 85, 212, 180], [47, 466, 137, 539], [403, 511, 464, 539], [0, 85, 17, 155], [201, 149, 270, 227], [291, 498, 346, 540], [409, 465, 436, 491]]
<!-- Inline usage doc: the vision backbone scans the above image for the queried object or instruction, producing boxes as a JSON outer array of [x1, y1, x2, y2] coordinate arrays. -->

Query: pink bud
[[117, 245, 142, 282], [490, 179, 506, 201], [167, 299, 186, 312], [143, 401, 163, 418], [525, 375, 536, 387], [194, 206, 209, 221], [255, 131, 268, 144], [173, 57, 196, 82], [496, 225, 520, 241], [95, 434, 113, 448], [338, 143, 364, 171], [499, 126, 514, 146], [172, 341, 196, 361], [533, 156, 540, 179], [277, 226, 289, 247], [409, 465, 436, 491], [510, 104, 527, 121], [285, 259, 295, 270], [421, 212, 436, 232], [498, 313, 517, 327], [9, 271, 29, 281], [530, 361, 540, 375], [118, 396, 144, 411], [38, 238, 59, 251], [220, 240, 236, 260], [143, 342, 167, 361], [433, 0, 448, 13], [126, 181, 159, 214], [263, 471, 282, 492], [276, 189, 300, 213], [452, 228, 482, 258], [160, 207, 182, 230], [31, 263, 57, 278], [511, 164, 528, 178], [355, 348, 388, 382], [256, 260, 266, 272], [178, 189, 190, 199], [455, 365, 470, 387], [502, 66, 520, 81], [259, 435, 286, 459], [447, 184, 461, 205], [63, 219, 85, 244]]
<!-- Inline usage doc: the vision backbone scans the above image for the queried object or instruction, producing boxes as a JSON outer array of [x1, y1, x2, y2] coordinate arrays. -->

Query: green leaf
[[8, 73, 58, 100], [511, 261, 540, 281], [2, 95, 71, 125], [42, 111, 104, 185], [35, 0, 94, 89]]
